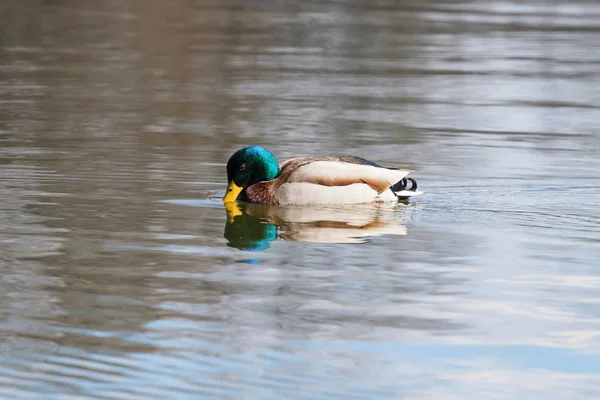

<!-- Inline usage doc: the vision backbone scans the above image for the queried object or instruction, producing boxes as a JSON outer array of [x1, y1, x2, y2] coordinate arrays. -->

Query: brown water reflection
[[1, 0, 600, 399]]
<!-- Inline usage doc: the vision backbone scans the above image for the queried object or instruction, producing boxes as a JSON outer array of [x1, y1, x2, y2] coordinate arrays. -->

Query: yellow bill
[[223, 181, 243, 203]]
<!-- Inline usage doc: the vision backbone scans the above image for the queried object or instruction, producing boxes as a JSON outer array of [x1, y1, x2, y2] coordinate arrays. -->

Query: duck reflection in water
[[224, 202, 409, 251]]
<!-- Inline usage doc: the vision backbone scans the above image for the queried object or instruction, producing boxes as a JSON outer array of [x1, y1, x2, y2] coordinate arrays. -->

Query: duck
[[223, 146, 420, 205]]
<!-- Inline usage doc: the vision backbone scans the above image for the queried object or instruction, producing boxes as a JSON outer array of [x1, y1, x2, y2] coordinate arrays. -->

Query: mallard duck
[[223, 146, 420, 205]]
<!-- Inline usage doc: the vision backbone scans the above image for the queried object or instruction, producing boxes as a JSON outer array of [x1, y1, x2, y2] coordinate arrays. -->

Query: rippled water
[[1, 1, 600, 398]]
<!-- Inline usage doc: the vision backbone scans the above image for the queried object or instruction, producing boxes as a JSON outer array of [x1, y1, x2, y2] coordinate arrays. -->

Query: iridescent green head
[[224, 146, 279, 202]]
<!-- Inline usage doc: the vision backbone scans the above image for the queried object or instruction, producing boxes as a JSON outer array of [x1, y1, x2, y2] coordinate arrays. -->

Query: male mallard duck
[[223, 146, 420, 205]]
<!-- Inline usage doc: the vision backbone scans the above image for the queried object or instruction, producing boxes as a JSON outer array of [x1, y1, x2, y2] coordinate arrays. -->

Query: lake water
[[1, 1, 599, 399]]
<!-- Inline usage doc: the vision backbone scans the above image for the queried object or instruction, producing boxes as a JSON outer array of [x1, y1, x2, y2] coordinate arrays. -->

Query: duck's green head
[[224, 146, 279, 202]]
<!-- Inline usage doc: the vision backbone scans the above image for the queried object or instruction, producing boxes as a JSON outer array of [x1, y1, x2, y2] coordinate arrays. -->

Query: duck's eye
[[239, 163, 246, 172]]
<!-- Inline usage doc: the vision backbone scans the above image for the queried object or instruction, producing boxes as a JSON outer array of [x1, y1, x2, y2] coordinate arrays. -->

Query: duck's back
[[274, 156, 411, 205]]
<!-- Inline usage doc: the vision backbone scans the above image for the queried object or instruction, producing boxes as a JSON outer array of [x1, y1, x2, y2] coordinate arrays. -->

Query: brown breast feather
[[245, 181, 277, 204]]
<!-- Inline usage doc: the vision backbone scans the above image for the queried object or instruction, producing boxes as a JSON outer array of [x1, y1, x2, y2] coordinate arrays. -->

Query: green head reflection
[[224, 202, 278, 251]]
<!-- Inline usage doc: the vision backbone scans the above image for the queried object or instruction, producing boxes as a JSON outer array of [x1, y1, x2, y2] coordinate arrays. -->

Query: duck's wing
[[278, 156, 412, 193]]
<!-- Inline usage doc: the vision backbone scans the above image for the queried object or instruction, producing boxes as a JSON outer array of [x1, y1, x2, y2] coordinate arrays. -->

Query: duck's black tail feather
[[391, 177, 420, 200], [391, 178, 418, 193]]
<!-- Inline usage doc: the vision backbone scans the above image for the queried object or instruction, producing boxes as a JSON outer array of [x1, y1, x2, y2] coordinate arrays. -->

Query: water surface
[[1, 1, 600, 399]]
